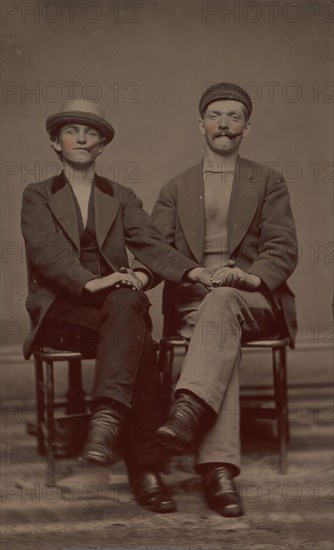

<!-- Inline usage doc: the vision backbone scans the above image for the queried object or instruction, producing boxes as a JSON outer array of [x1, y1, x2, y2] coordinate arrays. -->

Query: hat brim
[[46, 111, 115, 144]]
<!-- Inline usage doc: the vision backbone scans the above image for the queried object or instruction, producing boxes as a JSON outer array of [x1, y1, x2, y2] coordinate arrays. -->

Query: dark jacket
[[21, 172, 198, 358], [151, 157, 298, 343]]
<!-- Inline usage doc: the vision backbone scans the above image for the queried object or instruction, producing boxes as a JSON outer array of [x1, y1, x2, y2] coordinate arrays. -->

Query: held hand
[[186, 261, 236, 288], [119, 267, 148, 290], [211, 267, 261, 291], [104, 271, 142, 290], [204, 259, 236, 277], [84, 271, 142, 293], [186, 267, 217, 287]]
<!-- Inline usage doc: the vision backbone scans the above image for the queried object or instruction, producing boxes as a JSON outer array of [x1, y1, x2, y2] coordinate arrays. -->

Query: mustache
[[82, 138, 106, 151], [214, 131, 243, 139]]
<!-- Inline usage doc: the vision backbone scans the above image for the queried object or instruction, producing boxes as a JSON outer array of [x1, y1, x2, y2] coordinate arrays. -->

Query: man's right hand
[[186, 260, 236, 287], [84, 271, 142, 293]]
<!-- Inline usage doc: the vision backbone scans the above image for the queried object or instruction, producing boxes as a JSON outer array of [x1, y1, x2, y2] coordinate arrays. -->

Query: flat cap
[[199, 82, 252, 118], [46, 99, 115, 144]]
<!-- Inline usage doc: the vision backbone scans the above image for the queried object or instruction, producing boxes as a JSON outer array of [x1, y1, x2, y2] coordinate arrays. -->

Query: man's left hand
[[210, 267, 261, 290], [186, 260, 236, 287]]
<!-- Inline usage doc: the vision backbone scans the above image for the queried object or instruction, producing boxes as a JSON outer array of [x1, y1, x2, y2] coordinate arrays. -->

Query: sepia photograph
[[1, 1, 333, 549]]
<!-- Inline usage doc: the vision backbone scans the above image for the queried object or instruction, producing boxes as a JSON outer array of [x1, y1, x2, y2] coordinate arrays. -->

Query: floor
[[1, 393, 333, 550]]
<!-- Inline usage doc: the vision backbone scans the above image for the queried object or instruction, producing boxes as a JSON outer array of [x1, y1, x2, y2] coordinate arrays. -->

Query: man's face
[[199, 100, 250, 156], [53, 124, 105, 165]]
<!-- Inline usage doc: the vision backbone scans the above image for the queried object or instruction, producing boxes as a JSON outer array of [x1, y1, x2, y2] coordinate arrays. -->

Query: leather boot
[[156, 392, 215, 454], [80, 406, 125, 466], [203, 466, 244, 517], [128, 468, 177, 513]]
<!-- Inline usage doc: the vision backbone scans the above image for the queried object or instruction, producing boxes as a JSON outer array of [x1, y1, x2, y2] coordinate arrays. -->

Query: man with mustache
[[151, 82, 298, 517], [20, 99, 218, 513]]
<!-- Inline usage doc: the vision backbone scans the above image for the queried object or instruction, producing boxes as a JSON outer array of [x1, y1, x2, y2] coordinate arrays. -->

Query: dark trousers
[[38, 288, 163, 469]]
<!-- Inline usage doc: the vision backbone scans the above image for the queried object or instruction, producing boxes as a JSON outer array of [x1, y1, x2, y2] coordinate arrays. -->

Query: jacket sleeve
[[150, 181, 178, 246], [247, 173, 298, 291], [120, 186, 198, 283], [21, 184, 96, 298], [127, 251, 154, 289]]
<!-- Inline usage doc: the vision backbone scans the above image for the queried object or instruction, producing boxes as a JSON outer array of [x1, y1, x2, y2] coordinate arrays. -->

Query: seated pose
[[21, 99, 216, 513], [152, 82, 298, 517]]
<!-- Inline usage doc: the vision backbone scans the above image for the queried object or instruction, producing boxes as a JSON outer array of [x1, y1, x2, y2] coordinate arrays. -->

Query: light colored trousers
[[175, 287, 277, 474]]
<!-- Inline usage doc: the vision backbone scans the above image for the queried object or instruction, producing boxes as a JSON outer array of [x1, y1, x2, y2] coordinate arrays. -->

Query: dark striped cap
[[199, 82, 252, 118]]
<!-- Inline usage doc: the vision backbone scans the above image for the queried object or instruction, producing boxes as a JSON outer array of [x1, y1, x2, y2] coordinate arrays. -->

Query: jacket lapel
[[94, 176, 121, 250], [177, 159, 259, 262], [48, 173, 121, 255], [177, 163, 205, 263], [48, 173, 80, 249], [227, 157, 258, 253]]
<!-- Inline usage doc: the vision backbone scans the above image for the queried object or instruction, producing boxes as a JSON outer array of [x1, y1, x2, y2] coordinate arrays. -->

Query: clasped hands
[[84, 261, 261, 294], [187, 260, 261, 291]]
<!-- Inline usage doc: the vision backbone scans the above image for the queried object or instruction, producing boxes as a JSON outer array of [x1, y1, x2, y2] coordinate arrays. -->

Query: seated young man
[[21, 99, 215, 513], [151, 83, 298, 517]]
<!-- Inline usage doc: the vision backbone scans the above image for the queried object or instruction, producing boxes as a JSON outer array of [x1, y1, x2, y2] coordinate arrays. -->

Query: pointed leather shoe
[[203, 466, 244, 518], [128, 469, 176, 513], [80, 407, 124, 467], [156, 392, 214, 454]]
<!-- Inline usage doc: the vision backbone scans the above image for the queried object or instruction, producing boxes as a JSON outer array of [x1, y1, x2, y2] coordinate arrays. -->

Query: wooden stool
[[33, 350, 89, 486]]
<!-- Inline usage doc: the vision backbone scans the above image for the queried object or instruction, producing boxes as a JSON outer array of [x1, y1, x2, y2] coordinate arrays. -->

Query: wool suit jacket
[[21, 172, 199, 359], [151, 157, 298, 343]]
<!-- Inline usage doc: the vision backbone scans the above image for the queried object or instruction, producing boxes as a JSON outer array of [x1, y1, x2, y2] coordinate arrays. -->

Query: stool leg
[[160, 341, 180, 475], [66, 359, 86, 415], [35, 357, 46, 455], [280, 347, 289, 443], [160, 342, 173, 421], [45, 359, 56, 486], [273, 348, 287, 474]]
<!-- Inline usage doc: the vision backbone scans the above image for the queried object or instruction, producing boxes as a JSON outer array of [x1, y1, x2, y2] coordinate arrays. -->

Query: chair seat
[[34, 349, 84, 361], [160, 336, 290, 349], [243, 338, 289, 349]]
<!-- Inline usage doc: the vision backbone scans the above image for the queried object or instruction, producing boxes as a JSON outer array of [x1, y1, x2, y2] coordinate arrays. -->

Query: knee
[[103, 288, 149, 311], [203, 287, 242, 310], [199, 288, 243, 343]]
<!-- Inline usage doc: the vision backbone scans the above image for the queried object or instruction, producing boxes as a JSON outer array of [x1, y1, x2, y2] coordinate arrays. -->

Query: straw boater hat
[[46, 99, 115, 144]]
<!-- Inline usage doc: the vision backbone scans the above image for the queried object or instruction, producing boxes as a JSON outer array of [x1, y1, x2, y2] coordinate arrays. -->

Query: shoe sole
[[208, 497, 244, 518], [216, 508, 244, 518], [217, 505, 244, 518], [79, 445, 119, 467], [141, 501, 177, 514], [79, 451, 111, 467], [156, 427, 186, 454]]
